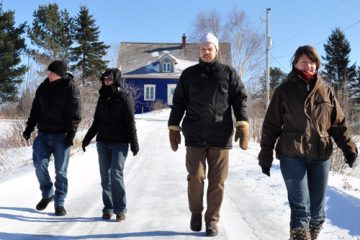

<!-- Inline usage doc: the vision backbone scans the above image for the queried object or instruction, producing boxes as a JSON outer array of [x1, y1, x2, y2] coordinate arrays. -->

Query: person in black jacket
[[23, 60, 82, 216], [168, 33, 249, 236], [82, 68, 139, 222]]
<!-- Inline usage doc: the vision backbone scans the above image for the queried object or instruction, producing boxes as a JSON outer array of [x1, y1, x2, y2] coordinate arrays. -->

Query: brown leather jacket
[[258, 71, 358, 167]]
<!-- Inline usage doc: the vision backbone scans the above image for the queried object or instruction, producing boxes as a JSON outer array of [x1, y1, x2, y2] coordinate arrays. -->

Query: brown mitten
[[169, 129, 181, 152], [234, 121, 249, 150]]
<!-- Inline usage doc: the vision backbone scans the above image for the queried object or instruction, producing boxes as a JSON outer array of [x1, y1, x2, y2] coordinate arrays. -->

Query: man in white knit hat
[[168, 32, 249, 236]]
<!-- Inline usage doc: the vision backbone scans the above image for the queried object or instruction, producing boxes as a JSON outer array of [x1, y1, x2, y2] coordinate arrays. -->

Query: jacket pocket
[[314, 100, 334, 129], [277, 132, 305, 156], [182, 113, 199, 138], [318, 131, 333, 159]]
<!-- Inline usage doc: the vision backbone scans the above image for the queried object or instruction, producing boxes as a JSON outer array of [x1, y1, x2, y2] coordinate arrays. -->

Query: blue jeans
[[280, 156, 330, 229], [33, 133, 70, 207], [96, 142, 128, 215]]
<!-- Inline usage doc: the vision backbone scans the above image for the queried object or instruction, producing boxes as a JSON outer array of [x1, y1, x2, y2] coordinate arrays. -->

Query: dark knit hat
[[48, 60, 67, 78], [100, 68, 122, 87]]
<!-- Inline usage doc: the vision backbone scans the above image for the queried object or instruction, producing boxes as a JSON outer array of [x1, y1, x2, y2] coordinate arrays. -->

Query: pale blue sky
[[4, 0, 360, 74]]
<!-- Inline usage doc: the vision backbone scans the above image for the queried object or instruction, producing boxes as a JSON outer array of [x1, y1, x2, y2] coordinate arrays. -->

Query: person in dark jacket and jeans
[[168, 33, 249, 237], [258, 45, 358, 240], [23, 60, 82, 216], [82, 68, 139, 222]]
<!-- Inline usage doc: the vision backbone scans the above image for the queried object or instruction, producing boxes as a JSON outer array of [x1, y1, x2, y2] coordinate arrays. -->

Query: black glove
[[345, 152, 357, 168], [82, 137, 91, 152], [131, 142, 139, 156], [64, 136, 74, 147], [261, 167, 271, 177], [82, 142, 87, 152], [22, 128, 32, 140]]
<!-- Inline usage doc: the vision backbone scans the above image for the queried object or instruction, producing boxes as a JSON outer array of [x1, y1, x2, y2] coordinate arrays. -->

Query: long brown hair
[[291, 45, 321, 71]]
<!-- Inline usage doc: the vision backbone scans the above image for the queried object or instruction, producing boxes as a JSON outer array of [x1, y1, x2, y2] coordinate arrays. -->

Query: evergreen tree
[[27, 3, 74, 66], [0, 10, 27, 103], [71, 6, 109, 84], [350, 66, 360, 100], [322, 27, 356, 91], [258, 67, 286, 96]]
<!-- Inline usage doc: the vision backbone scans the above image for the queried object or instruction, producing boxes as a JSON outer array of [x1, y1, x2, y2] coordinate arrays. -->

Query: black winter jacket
[[168, 59, 248, 148], [25, 74, 82, 140], [83, 85, 139, 152]]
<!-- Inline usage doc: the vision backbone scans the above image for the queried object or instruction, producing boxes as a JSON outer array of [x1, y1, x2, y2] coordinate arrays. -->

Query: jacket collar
[[199, 58, 219, 71], [287, 70, 323, 93]]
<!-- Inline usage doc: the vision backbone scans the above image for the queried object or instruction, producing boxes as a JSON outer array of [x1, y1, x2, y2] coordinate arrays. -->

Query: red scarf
[[295, 69, 316, 83]]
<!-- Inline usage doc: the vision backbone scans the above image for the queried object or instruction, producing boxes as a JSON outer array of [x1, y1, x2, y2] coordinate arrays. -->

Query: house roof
[[118, 41, 232, 78]]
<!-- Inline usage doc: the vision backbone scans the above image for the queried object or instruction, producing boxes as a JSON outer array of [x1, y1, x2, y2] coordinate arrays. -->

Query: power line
[[270, 0, 285, 9], [271, 53, 290, 72], [273, 0, 345, 49], [313, 18, 360, 46]]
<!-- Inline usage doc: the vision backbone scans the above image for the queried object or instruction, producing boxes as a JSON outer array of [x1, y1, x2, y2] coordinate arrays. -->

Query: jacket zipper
[[204, 71, 209, 147]]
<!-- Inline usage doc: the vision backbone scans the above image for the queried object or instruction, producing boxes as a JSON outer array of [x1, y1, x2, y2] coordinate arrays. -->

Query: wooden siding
[[125, 77, 178, 113]]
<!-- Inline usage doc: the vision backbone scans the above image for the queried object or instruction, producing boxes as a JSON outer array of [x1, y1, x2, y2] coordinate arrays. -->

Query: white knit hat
[[200, 33, 219, 50]]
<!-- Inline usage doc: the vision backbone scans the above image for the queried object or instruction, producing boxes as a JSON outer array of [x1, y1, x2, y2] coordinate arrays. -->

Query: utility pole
[[0, 0, 3, 14], [265, 8, 272, 107]]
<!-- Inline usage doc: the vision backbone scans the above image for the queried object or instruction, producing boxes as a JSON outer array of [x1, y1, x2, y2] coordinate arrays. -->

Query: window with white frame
[[162, 62, 171, 72], [144, 84, 156, 101]]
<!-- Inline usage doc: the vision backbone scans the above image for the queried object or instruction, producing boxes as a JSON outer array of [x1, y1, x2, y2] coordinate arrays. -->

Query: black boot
[[55, 206, 67, 216], [190, 213, 202, 231], [36, 196, 54, 211]]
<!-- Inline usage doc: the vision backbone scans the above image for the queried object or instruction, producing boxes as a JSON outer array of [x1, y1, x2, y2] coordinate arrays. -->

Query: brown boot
[[205, 221, 218, 237], [290, 228, 311, 240], [190, 213, 202, 231], [115, 213, 125, 222], [309, 223, 323, 240]]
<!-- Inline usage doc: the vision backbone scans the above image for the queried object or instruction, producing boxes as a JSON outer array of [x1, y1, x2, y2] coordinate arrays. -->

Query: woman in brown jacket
[[258, 45, 358, 240]]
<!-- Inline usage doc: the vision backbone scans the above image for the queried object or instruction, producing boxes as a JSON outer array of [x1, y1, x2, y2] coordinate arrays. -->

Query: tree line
[[2, 5, 360, 105], [0, 3, 108, 103]]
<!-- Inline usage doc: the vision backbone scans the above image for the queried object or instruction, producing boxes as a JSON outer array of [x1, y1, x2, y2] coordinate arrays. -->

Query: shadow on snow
[[0, 231, 203, 239], [0, 206, 101, 222], [326, 186, 360, 236], [0, 206, 204, 239]]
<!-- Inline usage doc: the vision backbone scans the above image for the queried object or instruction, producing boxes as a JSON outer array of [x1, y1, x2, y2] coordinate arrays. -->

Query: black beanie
[[48, 60, 67, 78]]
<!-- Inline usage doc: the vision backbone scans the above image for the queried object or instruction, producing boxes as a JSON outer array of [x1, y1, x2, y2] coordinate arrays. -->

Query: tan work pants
[[186, 146, 229, 223]]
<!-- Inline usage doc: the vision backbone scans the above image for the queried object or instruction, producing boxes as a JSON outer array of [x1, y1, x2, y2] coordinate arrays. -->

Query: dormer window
[[162, 62, 171, 72], [159, 54, 177, 73]]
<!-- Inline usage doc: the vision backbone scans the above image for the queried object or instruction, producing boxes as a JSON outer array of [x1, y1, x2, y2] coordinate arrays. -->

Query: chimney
[[181, 33, 186, 48]]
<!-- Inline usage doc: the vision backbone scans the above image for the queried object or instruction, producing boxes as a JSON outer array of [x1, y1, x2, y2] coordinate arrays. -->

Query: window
[[144, 84, 156, 101], [162, 62, 171, 72]]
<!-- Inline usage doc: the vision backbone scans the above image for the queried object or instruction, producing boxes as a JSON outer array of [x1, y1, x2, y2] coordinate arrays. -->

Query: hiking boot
[[102, 213, 113, 220], [290, 227, 311, 240], [309, 223, 323, 240], [55, 206, 67, 216], [116, 213, 125, 222], [205, 221, 218, 237], [36, 196, 54, 211], [190, 213, 202, 232]]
